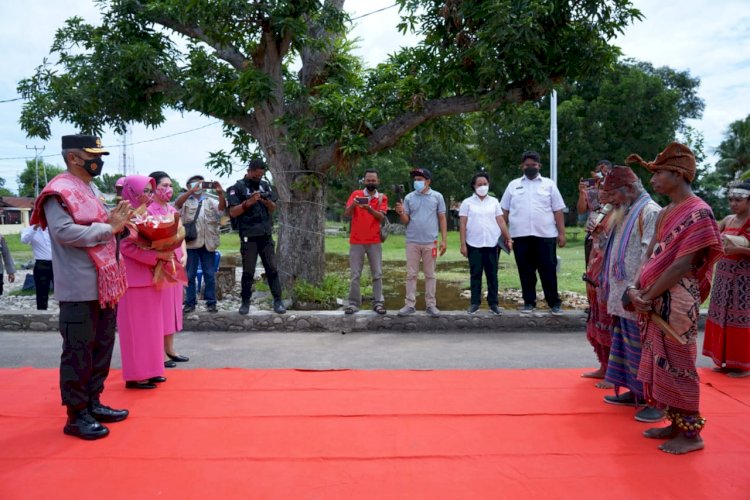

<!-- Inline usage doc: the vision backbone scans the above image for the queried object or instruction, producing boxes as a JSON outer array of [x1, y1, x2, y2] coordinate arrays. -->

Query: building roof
[[0, 196, 34, 209]]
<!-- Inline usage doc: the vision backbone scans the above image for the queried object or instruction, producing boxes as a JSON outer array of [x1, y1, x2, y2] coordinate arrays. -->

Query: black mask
[[523, 167, 539, 179], [365, 183, 378, 192], [82, 157, 104, 177]]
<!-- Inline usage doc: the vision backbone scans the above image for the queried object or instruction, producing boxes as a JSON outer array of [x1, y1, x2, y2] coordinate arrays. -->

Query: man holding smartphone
[[175, 175, 226, 314], [227, 158, 285, 315], [343, 169, 388, 315]]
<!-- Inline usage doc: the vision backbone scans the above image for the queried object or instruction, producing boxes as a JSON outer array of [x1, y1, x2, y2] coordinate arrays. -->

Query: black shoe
[[489, 305, 503, 315], [183, 304, 196, 313], [90, 402, 129, 423], [148, 376, 167, 384], [206, 303, 218, 313], [273, 300, 286, 314], [63, 408, 109, 440], [520, 304, 536, 313], [125, 381, 158, 389], [164, 359, 177, 368], [239, 302, 250, 315], [467, 304, 480, 314], [167, 353, 189, 362]]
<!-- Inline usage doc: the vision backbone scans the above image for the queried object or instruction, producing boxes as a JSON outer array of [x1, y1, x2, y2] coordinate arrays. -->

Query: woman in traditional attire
[[148, 171, 189, 368], [117, 175, 168, 389], [703, 180, 750, 377], [626, 143, 723, 455]]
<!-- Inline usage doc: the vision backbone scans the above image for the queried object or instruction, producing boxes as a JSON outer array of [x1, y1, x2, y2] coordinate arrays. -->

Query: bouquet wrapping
[[128, 210, 187, 288]]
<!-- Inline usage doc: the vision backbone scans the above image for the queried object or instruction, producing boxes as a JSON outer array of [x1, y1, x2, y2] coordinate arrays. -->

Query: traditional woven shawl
[[31, 172, 127, 308], [640, 196, 722, 302], [612, 192, 651, 281]]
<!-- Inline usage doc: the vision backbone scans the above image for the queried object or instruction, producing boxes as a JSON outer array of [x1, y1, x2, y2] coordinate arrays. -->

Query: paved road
[[0, 329, 714, 370]]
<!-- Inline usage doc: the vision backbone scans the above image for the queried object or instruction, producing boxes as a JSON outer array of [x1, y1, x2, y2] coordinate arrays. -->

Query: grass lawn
[[5, 228, 587, 296], [221, 228, 587, 295]]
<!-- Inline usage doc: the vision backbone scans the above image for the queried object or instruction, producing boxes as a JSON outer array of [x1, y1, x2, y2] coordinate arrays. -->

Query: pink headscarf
[[121, 175, 155, 207]]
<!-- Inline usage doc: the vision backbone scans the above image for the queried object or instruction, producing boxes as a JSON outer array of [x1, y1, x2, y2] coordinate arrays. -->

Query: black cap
[[61, 134, 110, 155], [410, 167, 432, 180], [248, 158, 267, 171]]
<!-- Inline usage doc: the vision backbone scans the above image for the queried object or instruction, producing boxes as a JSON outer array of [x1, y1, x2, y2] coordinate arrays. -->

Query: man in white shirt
[[20, 223, 54, 310], [500, 151, 567, 314]]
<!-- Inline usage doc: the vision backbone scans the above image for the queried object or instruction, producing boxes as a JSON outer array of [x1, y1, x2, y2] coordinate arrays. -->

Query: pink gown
[[117, 239, 165, 381], [148, 201, 184, 336]]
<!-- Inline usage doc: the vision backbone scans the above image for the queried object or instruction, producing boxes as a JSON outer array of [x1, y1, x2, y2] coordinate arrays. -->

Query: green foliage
[[0, 177, 14, 196], [714, 115, 750, 183], [292, 274, 370, 307], [472, 59, 703, 207], [16, 160, 65, 197]]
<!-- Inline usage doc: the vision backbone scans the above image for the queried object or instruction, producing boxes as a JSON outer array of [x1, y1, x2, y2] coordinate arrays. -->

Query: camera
[[259, 191, 271, 199]]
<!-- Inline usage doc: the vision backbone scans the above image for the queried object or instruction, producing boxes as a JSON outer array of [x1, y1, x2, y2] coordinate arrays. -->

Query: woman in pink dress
[[148, 171, 189, 368], [117, 175, 169, 389]]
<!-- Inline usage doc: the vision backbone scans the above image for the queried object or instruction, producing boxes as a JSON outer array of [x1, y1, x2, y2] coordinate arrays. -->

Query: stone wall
[[0, 309, 709, 333]]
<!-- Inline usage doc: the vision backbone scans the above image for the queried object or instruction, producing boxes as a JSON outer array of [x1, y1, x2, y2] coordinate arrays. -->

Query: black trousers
[[512, 236, 561, 308], [240, 234, 282, 302], [59, 301, 117, 410], [467, 244, 499, 306], [33, 259, 54, 310]]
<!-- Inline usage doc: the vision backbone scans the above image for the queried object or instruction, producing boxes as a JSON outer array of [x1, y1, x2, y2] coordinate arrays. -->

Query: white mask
[[475, 185, 489, 197]]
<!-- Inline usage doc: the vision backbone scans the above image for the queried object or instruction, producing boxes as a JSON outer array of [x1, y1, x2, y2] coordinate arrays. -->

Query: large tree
[[18, 0, 639, 286]]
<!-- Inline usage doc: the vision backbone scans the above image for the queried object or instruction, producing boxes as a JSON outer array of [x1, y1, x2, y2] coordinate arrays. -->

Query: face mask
[[139, 193, 153, 206], [365, 183, 378, 192], [475, 185, 489, 196], [413, 180, 425, 192], [190, 183, 203, 196], [155, 186, 173, 202], [82, 157, 104, 177], [523, 167, 539, 179], [594, 171, 604, 178]]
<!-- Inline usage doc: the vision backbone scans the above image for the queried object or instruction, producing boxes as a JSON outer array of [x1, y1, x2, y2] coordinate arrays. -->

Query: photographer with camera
[[343, 169, 388, 315], [227, 159, 286, 315], [175, 175, 226, 315]]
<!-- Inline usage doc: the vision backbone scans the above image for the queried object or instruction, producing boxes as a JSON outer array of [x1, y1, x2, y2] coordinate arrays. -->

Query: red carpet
[[0, 368, 748, 499]]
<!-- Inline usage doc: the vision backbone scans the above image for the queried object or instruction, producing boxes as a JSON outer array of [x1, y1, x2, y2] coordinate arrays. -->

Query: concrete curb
[[0, 309, 708, 333]]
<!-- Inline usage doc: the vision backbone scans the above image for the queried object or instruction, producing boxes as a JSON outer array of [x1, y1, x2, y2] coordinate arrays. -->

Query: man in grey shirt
[[32, 134, 131, 441], [394, 167, 447, 316]]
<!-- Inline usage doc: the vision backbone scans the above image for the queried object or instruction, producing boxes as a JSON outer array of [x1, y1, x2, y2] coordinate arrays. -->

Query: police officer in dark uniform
[[227, 158, 286, 315]]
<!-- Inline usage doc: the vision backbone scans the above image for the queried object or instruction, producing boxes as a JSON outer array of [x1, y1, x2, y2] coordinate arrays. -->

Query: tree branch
[[135, 4, 249, 71], [365, 90, 533, 154], [298, 0, 344, 88]]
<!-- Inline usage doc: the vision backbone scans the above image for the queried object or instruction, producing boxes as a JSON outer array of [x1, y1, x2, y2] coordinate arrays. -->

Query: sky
[[0, 0, 748, 195]]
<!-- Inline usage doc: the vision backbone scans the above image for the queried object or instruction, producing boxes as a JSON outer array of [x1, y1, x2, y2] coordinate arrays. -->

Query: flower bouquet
[[128, 209, 187, 288]]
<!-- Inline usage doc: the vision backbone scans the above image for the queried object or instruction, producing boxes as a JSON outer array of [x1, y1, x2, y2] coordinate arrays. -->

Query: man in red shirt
[[344, 169, 388, 314]]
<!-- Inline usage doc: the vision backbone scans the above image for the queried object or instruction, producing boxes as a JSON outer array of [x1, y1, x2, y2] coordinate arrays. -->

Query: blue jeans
[[186, 247, 216, 306]]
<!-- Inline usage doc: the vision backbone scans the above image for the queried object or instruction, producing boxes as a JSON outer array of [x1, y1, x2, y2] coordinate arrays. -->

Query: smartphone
[[355, 196, 369, 204], [201, 181, 214, 189], [583, 178, 598, 188]]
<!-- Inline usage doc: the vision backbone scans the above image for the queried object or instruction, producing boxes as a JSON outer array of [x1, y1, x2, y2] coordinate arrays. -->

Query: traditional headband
[[729, 188, 750, 198]]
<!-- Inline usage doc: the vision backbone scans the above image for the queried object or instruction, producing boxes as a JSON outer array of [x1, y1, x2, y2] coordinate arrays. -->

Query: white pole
[[550, 89, 558, 185]]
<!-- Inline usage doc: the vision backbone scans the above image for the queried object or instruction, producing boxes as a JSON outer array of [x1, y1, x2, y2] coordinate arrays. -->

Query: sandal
[[344, 305, 357, 315], [373, 304, 386, 315]]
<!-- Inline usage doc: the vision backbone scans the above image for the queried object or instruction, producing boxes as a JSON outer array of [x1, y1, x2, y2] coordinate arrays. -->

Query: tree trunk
[[269, 153, 327, 291]]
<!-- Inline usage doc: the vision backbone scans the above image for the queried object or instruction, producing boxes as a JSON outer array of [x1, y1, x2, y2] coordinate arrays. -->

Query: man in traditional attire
[[627, 142, 723, 455], [32, 135, 132, 440], [598, 166, 662, 423]]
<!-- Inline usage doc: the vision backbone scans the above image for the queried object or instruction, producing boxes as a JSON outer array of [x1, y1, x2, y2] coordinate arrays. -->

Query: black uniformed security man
[[227, 158, 286, 315]]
